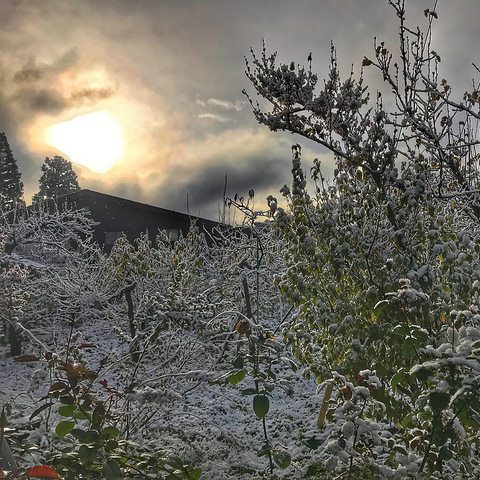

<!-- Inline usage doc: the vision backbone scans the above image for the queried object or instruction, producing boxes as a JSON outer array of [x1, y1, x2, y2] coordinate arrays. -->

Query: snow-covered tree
[[246, 1, 480, 477], [0, 132, 23, 212], [32, 155, 80, 206]]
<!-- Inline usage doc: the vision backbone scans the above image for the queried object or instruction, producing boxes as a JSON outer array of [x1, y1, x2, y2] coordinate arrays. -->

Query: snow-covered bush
[[246, 0, 480, 477]]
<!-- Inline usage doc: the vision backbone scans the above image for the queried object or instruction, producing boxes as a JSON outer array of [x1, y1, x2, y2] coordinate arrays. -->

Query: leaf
[[0, 409, 8, 429], [228, 370, 246, 385], [48, 382, 69, 397], [102, 426, 120, 440], [439, 445, 453, 460], [253, 395, 269, 419], [81, 429, 101, 444], [317, 382, 334, 428], [58, 405, 76, 417], [29, 402, 54, 421], [429, 391, 450, 411], [390, 371, 405, 389], [57, 361, 96, 381], [362, 57, 372, 67], [413, 367, 432, 382], [234, 319, 251, 336], [273, 450, 291, 469], [373, 300, 391, 319], [26, 465, 61, 478], [402, 337, 417, 358], [102, 460, 123, 480], [232, 355, 244, 369], [401, 413, 413, 428], [91, 404, 105, 428], [78, 445, 96, 465], [187, 468, 202, 480], [257, 443, 271, 457], [55, 420, 75, 438]]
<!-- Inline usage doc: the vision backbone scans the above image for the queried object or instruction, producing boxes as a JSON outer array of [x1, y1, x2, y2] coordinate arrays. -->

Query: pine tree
[[32, 155, 80, 205], [0, 132, 24, 211]]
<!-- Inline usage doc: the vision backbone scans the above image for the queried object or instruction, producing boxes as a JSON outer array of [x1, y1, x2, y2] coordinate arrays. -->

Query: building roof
[[64, 188, 220, 228]]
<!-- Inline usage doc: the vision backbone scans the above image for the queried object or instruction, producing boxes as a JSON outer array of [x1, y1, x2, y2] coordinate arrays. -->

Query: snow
[[0, 307, 324, 479]]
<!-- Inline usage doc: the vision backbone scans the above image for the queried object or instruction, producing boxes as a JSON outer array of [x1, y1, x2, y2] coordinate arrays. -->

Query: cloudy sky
[[0, 0, 478, 219]]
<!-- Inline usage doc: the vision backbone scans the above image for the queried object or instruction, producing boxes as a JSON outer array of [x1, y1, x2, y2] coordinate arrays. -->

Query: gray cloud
[[13, 49, 78, 83], [13, 88, 66, 114], [0, 0, 478, 213], [69, 86, 116, 105]]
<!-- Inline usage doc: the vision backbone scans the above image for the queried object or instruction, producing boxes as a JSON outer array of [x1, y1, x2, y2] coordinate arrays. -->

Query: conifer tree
[[0, 132, 23, 211], [32, 155, 80, 205]]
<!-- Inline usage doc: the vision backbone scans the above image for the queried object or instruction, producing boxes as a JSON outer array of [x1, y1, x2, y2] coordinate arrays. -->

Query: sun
[[46, 111, 124, 173]]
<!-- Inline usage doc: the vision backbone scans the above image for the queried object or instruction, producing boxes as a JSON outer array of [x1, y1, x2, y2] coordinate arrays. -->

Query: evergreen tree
[[32, 155, 80, 205], [0, 132, 24, 211]]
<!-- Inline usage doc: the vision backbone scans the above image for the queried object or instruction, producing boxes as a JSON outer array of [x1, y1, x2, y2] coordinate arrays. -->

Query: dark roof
[[64, 189, 220, 227]]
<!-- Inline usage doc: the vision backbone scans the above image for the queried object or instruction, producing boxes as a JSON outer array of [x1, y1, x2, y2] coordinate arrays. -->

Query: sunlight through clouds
[[47, 111, 124, 173]]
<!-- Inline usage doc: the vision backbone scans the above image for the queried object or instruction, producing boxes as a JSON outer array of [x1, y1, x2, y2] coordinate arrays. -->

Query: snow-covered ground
[[0, 315, 325, 479]]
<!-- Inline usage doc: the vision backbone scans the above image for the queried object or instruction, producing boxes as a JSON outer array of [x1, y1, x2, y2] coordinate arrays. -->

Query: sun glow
[[47, 111, 124, 173]]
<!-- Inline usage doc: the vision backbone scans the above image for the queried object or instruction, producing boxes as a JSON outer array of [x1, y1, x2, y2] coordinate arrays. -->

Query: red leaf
[[27, 465, 61, 478]]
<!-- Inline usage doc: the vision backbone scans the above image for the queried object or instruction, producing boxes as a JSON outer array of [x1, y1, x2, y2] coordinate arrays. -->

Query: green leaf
[[273, 450, 291, 469], [78, 444, 97, 465], [373, 300, 391, 319], [392, 324, 408, 336], [413, 367, 432, 382], [390, 371, 405, 389], [102, 426, 120, 440], [58, 404, 76, 417], [257, 443, 271, 457], [59, 395, 75, 405], [401, 413, 413, 428], [82, 429, 101, 444], [105, 439, 119, 452], [253, 395, 269, 419], [232, 355, 244, 369], [403, 337, 417, 358], [71, 428, 87, 442], [228, 370, 246, 385], [429, 391, 450, 411], [103, 460, 123, 479], [439, 445, 454, 460], [187, 467, 202, 480], [55, 420, 75, 437], [92, 404, 106, 428], [29, 402, 54, 421], [74, 410, 90, 420], [287, 358, 298, 372]]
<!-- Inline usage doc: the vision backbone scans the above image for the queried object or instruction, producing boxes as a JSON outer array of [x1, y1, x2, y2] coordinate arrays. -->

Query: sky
[[0, 0, 478, 220]]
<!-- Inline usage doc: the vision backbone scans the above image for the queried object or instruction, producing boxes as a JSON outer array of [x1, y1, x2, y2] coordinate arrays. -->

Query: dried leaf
[[235, 319, 251, 336], [57, 362, 96, 381], [317, 382, 334, 429]]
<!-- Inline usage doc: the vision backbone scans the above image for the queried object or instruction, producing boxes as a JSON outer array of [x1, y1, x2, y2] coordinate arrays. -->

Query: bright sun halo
[[47, 111, 124, 173]]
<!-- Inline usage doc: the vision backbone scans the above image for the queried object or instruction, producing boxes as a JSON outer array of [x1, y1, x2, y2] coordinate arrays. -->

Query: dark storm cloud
[[162, 154, 287, 210]]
